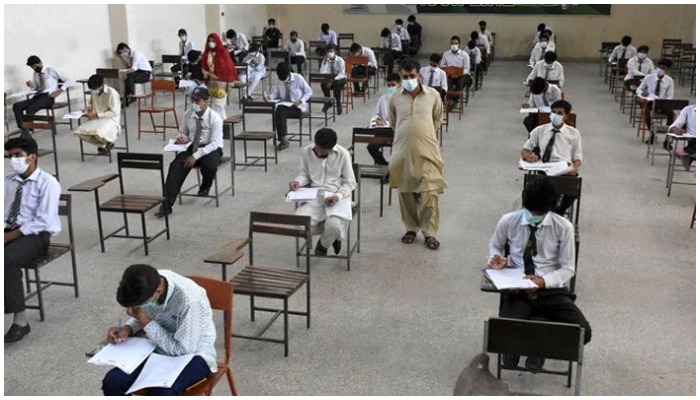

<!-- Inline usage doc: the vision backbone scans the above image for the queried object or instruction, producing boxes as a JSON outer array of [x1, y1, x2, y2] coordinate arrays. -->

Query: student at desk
[[669, 104, 696, 170], [478, 21, 493, 48], [264, 62, 313, 151], [522, 78, 562, 133], [289, 128, 356, 256], [349, 43, 378, 94], [380, 27, 403, 75], [528, 51, 564, 87], [317, 23, 338, 55], [487, 175, 591, 373], [440, 36, 471, 109], [225, 29, 249, 64], [637, 58, 675, 144], [368, 73, 400, 166], [263, 19, 282, 51], [173, 29, 195, 79], [286, 31, 306, 74], [183, 50, 205, 85], [608, 35, 636, 64], [101, 264, 216, 395], [529, 34, 556, 67], [116, 43, 152, 106], [319, 44, 346, 115], [74, 74, 122, 154], [532, 23, 554, 45], [470, 30, 490, 59], [465, 40, 483, 80], [624, 46, 654, 88], [420, 54, 448, 101], [394, 18, 411, 43], [239, 43, 266, 101]]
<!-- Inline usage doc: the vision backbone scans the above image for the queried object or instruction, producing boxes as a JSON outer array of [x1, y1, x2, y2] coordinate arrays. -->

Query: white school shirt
[[232, 33, 250, 55], [529, 42, 556, 66], [636, 73, 674, 100], [319, 55, 346, 80], [527, 84, 562, 109], [419, 66, 448, 92], [608, 45, 637, 63], [440, 50, 471, 76], [395, 26, 410, 41], [489, 210, 576, 289], [294, 144, 357, 201], [244, 51, 266, 77], [179, 38, 195, 62], [356, 47, 378, 69], [269, 73, 313, 113], [125, 269, 218, 373], [370, 93, 391, 125], [286, 39, 306, 57], [479, 29, 493, 45], [4, 168, 61, 236], [476, 33, 491, 54], [670, 105, 696, 136], [465, 46, 482, 66], [127, 49, 152, 72], [528, 60, 565, 87], [625, 57, 655, 81], [176, 107, 224, 160], [381, 33, 402, 52], [523, 122, 583, 164], [319, 29, 338, 45], [532, 27, 555, 44], [31, 66, 75, 94]]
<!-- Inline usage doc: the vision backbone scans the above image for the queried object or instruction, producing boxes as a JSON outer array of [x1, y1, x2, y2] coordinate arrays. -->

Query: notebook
[[483, 268, 538, 290], [87, 337, 156, 374], [125, 353, 195, 394]]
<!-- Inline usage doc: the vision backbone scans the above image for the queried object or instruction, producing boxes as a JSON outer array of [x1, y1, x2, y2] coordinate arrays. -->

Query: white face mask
[[180, 35, 187, 42], [326, 51, 335, 59], [120, 50, 130, 58], [451, 44, 459, 52], [401, 78, 418, 92], [638, 53, 647, 60], [208, 41, 216, 49], [550, 113, 564, 126], [540, 42, 548, 48], [396, 25, 402, 29], [191, 103, 203, 113], [656, 68, 665, 77], [11, 157, 29, 175]]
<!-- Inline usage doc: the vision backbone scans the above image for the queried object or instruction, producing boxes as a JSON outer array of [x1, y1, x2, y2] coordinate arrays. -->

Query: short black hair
[[387, 72, 401, 83], [314, 128, 337, 150], [268, 18, 276, 24], [276, 61, 291, 80], [658, 58, 673, 68], [522, 175, 559, 214], [544, 51, 557, 63], [530, 77, 547, 95], [116, 264, 161, 308], [326, 43, 337, 52], [637, 45, 649, 53], [249, 43, 260, 53], [429, 53, 442, 64], [290, 30, 298, 37], [87, 74, 104, 90], [399, 58, 421, 73], [116, 43, 130, 53], [321, 23, 330, 31], [621, 35, 632, 46], [178, 28, 187, 36], [26, 55, 41, 66], [537, 23, 546, 31], [187, 49, 201, 63], [381, 28, 391, 37], [226, 29, 236, 39], [470, 31, 479, 40], [407, 15, 416, 22], [5, 137, 38, 156], [451, 35, 461, 43], [551, 99, 572, 114], [350, 43, 361, 53], [543, 29, 553, 36], [395, 18, 404, 25], [479, 20, 486, 26], [539, 34, 550, 41]]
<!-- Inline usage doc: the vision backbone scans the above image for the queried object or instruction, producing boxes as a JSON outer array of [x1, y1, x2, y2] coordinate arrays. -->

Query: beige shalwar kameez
[[74, 85, 121, 147]]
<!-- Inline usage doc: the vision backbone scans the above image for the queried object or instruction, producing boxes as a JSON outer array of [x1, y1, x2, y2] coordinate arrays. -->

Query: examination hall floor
[[3, 61, 695, 395]]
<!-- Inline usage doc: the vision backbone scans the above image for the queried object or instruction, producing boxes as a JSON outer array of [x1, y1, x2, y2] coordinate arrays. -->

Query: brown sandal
[[425, 236, 440, 250], [401, 231, 417, 244]]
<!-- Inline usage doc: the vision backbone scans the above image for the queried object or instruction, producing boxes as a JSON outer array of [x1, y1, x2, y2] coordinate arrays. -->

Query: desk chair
[[9, 115, 60, 180], [599, 41, 618, 81], [665, 134, 696, 197], [133, 79, 179, 140], [153, 54, 182, 80], [308, 73, 338, 126], [40, 82, 75, 130], [308, 41, 328, 74], [619, 76, 641, 115], [346, 55, 370, 104], [442, 66, 467, 120], [237, 101, 278, 171], [643, 99, 689, 145], [337, 33, 354, 55], [68, 153, 170, 256], [351, 127, 394, 217], [267, 50, 291, 93], [677, 47, 696, 86]]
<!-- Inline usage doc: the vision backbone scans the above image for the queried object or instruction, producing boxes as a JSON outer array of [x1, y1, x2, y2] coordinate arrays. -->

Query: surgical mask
[[656, 68, 665, 77], [401, 78, 418, 92], [451, 44, 459, 52], [191, 103, 203, 113], [396, 25, 402, 29], [11, 157, 29, 175], [180, 35, 187, 42], [269, 24, 274, 28], [550, 113, 564, 126], [208, 41, 216, 49], [387, 86, 397, 95], [540, 42, 548, 48], [32, 66, 43, 73], [638, 53, 647, 60], [138, 297, 159, 309], [120, 50, 130, 58], [523, 209, 544, 225], [327, 51, 335, 58]]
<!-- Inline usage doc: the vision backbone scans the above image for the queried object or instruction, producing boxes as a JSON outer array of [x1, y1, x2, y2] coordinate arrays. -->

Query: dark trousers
[[367, 144, 389, 165], [523, 113, 538, 133], [642, 101, 675, 131], [13, 93, 54, 128], [351, 66, 376, 92], [385, 50, 403, 75], [321, 79, 346, 112], [5, 232, 50, 314], [684, 139, 696, 155], [275, 105, 302, 139], [124, 70, 151, 99], [291, 56, 306, 74], [499, 289, 592, 344], [447, 75, 471, 103], [165, 148, 223, 205], [102, 355, 210, 395]]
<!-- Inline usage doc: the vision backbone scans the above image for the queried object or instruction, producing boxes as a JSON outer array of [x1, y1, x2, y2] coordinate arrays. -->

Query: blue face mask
[[137, 294, 160, 309], [387, 86, 397, 95], [550, 113, 564, 126], [524, 209, 544, 225]]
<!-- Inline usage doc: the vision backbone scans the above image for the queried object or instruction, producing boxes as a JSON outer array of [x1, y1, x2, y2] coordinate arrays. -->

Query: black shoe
[[97, 146, 110, 155], [502, 354, 519, 369], [337, 106, 343, 115], [681, 156, 694, 171], [197, 186, 210, 197], [155, 203, 172, 218], [663, 140, 672, 151], [321, 103, 331, 113], [525, 356, 545, 374], [4, 324, 30, 343], [314, 240, 328, 256], [332, 240, 342, 255]]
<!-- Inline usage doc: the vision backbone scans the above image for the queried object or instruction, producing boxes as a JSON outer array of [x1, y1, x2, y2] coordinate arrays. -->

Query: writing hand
[[175, 135, 189, 145], [289, 181, 300, 191], [523, 152, 540, 162], [487, 255, 508, 269], [107, 326, 132, 344], [524, 275, 545, 289], [25, 80, 33, 88], [325, 195, 339, 206], [292, 100, 302, 107]]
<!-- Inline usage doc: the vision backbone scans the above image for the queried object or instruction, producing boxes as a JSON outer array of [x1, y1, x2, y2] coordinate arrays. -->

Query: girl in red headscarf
[[201, 33, 239, 118]]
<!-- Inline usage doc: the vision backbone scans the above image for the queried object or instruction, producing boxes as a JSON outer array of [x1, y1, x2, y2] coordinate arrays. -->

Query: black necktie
[[283, 79, 292, 101], [7, 179, 26, 230], [523, 225, 538, 276], [428, 69, 434, 86], [191, 117, 203, 152], [542, 129, 559, 163], [655, 78, 662, 97]]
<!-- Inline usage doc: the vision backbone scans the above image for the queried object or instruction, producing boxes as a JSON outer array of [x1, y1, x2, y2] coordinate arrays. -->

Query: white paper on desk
[[324, 193, 352, 221], [666, 133, 695, 139], [7, 90, 37, 99], [369, 122, 390, 129], [639, 94, 657, 101], [483, 268, 538, 290], [538, 106, 551, 113], [62, 111, 84, 120], [518, 160, 571, 176], [126, 353, 195, 394], [286, 187, 319, 202], [87, 337, 156, 374], [275, 101, 294, 108], [519, 107, 538, 114], [296, 52, 305, 57], [163, 139, 190, 152]]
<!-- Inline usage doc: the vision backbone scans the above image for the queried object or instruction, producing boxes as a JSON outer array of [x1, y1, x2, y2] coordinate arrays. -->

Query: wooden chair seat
[[309, 96, 334, 105], [360, 165, 389, 178], [233, 266, 309, 299], [140, 106, 175, 113], [26, 244, 71, 269], [183, 361, 229, 395], [100, 194, 165, 213], [224, 115, 244, 124], [235, 131, 276, 140]]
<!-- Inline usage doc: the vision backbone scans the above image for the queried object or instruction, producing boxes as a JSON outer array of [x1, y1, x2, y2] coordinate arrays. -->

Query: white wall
[[125, 4, 207, 62], [4, 4, 112, 93], [221, 4, 269, 41]]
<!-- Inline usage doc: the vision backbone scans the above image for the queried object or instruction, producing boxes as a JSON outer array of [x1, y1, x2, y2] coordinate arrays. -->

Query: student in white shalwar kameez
[[239, 44, 266, 99], [74, 74, 121, 154], [289, 128, 357, 256]]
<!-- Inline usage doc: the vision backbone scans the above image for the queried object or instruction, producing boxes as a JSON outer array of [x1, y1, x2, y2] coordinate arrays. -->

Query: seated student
[[440, 36, 471, 109], [471, 30, 491, 59], [116, 43, 152, 105], [101, 264, 216, 396], [349, 43, 378, 94], [156, 87, 223, 218], [465, 40, 483, 78], [406, 14, 423, 55], [262, 18, 282, 50], [264, 62, 313, 151], [380, 27, 403, 75], [669, 104, 696, 170], [286, 31, 306, 74], [636, 58, 675, 141], [4, 137, 61, 343], [395, 18, 410, 53], [319, 44, 346, 115], [478, 20, 494, 48], [532, 23, 554, 45], [317, 23, 338, 55], [608, 35, 636, 64], [529, 33, 556, 67], [183, 50, 205, 84], [173, 29, 195, 79], [420, 54, 448, 101], [528, 51, 565, 87], [289, 128, 357, 256], [240, 43, 266, 100], [225, 29, 249, 64], [368, 73, 401, 166], [74, 74, 122, 155], [13, 55, 74, 132], [521, 77, 562, 133], [487, 174, 592, 372], [624, 45, 654, 87]]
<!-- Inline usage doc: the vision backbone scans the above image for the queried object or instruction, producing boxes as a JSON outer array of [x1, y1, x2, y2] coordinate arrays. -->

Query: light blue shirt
[[4, 168, 61, 236]]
